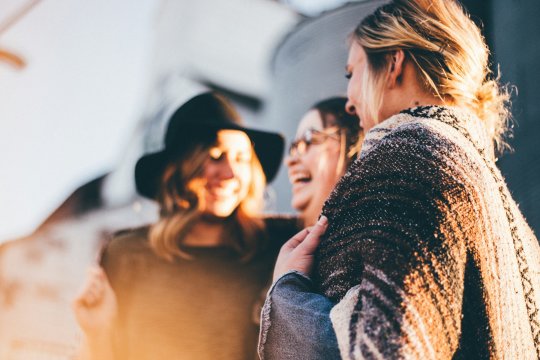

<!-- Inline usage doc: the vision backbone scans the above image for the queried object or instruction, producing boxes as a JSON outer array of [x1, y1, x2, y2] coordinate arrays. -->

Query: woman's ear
[[387, 49, 405, 88]]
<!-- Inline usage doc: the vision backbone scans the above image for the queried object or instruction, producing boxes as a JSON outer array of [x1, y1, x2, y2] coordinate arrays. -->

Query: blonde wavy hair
[[352, 0, 512, 153], [148, 140, 266, 262]]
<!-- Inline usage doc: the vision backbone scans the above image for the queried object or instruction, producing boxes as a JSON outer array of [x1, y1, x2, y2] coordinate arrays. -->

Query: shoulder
[[263, 215, 301, 238], [325, 111, 480, 217], [363, 106, 489, 164], [343, 123, 456, 189], [353, 110, 480, 183], [101, 226, 151, 264], [262, 215, 301, 249], [364, 114, 452, 157]]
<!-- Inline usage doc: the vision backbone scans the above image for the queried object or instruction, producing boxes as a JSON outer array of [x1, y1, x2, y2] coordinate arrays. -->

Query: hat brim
[[135, 122, 284, 199]]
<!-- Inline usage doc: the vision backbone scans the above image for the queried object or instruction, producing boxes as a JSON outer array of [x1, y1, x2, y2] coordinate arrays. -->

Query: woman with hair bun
[[261, 1, 540, 359]]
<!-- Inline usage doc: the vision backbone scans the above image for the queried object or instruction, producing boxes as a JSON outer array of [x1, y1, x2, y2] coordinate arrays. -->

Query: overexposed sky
[[0, 0, 158, 240]]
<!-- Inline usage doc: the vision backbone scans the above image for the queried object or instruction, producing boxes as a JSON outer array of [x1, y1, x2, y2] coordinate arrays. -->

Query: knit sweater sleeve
[[316, 124, 476, 359]]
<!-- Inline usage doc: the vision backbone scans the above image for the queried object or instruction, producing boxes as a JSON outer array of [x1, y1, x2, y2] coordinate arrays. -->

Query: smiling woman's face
[[198, 129, 253, 218], [285, 110, 344, 226]]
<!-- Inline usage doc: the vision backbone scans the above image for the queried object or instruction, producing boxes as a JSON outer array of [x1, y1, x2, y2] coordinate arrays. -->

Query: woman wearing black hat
[[72, 92, 298, 360]]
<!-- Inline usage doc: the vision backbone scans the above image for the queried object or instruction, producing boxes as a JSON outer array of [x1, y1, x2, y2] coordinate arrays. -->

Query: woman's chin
[[291, 184, 313, 207], [202, 204, 238, 219], [291, 197, 309, 215], [300, 211, 319, 227]]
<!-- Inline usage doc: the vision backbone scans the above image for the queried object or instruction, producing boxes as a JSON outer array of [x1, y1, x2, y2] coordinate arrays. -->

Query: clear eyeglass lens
[[289, 127, 340, 156]]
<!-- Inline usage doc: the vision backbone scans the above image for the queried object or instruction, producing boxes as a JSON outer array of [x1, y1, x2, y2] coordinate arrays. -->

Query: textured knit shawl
[[315, 106, 540, 359]]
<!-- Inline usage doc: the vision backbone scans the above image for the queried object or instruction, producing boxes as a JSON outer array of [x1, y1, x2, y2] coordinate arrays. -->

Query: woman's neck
[[382, 58, 449, 120], [408, 92, 447, 109], [182, 219, 227, 247]]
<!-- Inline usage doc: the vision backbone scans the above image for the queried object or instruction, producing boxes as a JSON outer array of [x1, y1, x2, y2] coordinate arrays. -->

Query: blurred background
[[0, 0, 539, 358]]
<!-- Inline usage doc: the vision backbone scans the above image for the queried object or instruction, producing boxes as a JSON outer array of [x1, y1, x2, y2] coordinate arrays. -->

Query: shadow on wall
[[486, 0, 540, 237]]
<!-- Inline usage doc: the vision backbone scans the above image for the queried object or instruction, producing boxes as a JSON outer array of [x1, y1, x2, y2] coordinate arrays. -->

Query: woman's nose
[[218, 158, 235, 180], [285, 150, 299, 167]]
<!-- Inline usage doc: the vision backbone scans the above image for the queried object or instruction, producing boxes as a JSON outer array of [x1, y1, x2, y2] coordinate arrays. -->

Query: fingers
[[297, 216, 328, 254], [272, 216, 330, 280], [74, 267, 109, 308], [281, 227, 310, 251]]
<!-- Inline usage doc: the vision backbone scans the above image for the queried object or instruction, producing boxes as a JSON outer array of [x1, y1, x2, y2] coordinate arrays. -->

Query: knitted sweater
[[315, 106, 540, 359]]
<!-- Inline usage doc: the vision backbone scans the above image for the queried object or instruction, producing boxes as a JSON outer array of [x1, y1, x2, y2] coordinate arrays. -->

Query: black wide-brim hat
[[135, 92, 285, 200]]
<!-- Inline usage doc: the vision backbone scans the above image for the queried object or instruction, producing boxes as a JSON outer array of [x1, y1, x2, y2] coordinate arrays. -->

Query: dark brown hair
[[312, 97, 364, 169]]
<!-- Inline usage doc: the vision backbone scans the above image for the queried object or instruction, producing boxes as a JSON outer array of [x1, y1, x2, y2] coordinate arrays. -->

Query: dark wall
[[463, 0, 540, 236]]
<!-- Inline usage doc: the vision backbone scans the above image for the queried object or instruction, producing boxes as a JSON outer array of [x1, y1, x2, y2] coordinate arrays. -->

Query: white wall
[[0, 0, 159, 241]]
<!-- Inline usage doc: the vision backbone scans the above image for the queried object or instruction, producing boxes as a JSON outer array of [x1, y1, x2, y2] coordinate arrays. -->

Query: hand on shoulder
[[273, 216, 328, 282], [72, 266, 118, 337]]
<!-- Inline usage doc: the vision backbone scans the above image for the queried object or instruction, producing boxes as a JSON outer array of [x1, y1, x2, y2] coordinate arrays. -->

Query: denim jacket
[[258, 271, 341, 360]]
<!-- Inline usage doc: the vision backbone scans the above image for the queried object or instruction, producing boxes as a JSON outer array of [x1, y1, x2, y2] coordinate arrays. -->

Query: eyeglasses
[[288, 127, 341, 157]]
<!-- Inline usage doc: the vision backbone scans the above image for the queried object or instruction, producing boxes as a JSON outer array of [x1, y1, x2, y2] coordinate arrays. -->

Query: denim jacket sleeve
[[258, 271, 341, 360]]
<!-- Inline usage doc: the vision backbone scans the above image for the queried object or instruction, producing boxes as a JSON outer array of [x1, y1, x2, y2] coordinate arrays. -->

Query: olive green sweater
[[101, 217, 298, 360]]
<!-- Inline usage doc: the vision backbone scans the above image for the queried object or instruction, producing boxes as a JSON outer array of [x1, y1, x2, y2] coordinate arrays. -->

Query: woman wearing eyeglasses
[[257, 98, 363, 358], [286, 97, 363, 227]]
